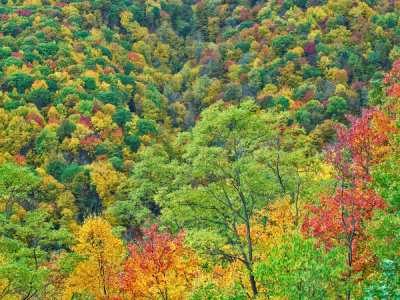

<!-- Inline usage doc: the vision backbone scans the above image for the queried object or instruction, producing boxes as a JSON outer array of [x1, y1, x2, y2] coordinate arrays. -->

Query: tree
[[294, 100, 325, 131], [0, 209, 73, 299], [112, 108, 132, 127], [37, 43, 59, 59], [122, 146, 178, 239], [97, 91, 121, 107], [372, 59, 400, 210], [2, 22, 18, 37], [303, 109, 392, 299], [62, 217, 124, 299], [254, 122, 313, 221], [0, 163, 40, 219], [224, 84, 242, 102], [303, 182, 386, 279], [46, 157, 68, 182], [90, 163, 128, 208], [361, 60, 400, 298], [4, 56, 23, 68], [271, 35, 296, 55], [334, 109, 396, 179], [326, 96, 347, 120], [366, 210, 400, 277], [255, 232, 348, 299], [4, 72, 34, 94], [56, 119, 77, 140], [363, 259, 400, 299], [137, 119, 157, 136], [77, 100, 95, 116], [119, 223, 198, 299], [156, 101, 310, 297], [36, 128, 59, 155], [27, 89, 52, 110], [124, 135, 142, 152], [82, 77, 96, 91]]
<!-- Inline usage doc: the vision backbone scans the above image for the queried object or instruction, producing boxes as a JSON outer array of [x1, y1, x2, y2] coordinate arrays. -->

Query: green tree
[[0, 163, 40, 219], [76, 100, 94, 116], [363, 259, 400, 299], [27, 89, 52, 109], [4, 57, 23, 68], [82, 77, 96, 90], [155, 101, 311, 297], [37, 43, 59, 59], [97, 91, 121, 106], [327, 96, 347, 120], [137, 119, 157, 136], [36, 128, 59, 155], [2, 22, 18, 36], [123, 146, 178, 239], [46, 157, 67, 182], [4, 72, 34, 94], [124, 135, 142, 152], [112, 108, 132, 127], [271, 35, 296, 55], [255, 232, 348, 299], [294, 100, 325, 131], [57, 120, 76, 140], [0, 209, 73, 299]]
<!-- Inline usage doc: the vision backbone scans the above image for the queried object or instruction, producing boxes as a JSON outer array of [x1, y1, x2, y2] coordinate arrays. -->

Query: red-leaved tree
[[303, 108, 394, 299]]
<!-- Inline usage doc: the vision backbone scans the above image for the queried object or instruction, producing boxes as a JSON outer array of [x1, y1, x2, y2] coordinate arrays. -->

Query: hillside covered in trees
[[0, 0, 399, 298]]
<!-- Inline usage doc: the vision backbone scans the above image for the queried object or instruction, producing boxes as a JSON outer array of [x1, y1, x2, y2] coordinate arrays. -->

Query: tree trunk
[[249, 272, 258, 298], [346, 238, 353, 300]]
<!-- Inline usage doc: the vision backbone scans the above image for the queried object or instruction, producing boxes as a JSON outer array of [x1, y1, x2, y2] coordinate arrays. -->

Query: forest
[[0, 0, 399, 298]]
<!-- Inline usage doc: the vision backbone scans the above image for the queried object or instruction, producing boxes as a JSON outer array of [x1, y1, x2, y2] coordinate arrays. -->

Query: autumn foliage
[[118, 223, 198, 299], [62, 217, 124, 299], [329, 109, 397, 180], [1, 0, 400, 298], [303, 182, 386, 273]]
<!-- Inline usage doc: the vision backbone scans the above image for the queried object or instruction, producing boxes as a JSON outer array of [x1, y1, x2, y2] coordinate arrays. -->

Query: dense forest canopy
[[0, 0, 399, 298]]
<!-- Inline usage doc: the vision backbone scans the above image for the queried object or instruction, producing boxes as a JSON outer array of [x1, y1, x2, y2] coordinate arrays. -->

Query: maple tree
[[118, 223, 198, 300], [331, 109, 397, 180], [303, 107, 394, 298], [303, 182, 386, 276]]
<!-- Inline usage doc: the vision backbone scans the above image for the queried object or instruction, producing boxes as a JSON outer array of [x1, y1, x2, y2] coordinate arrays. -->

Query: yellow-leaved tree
[[62, 216, 125, 299], [90, 163, 129, 209]]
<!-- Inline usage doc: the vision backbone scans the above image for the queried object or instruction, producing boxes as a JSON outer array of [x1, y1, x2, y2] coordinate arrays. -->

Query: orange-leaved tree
[[118, 223, 199, 300]]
